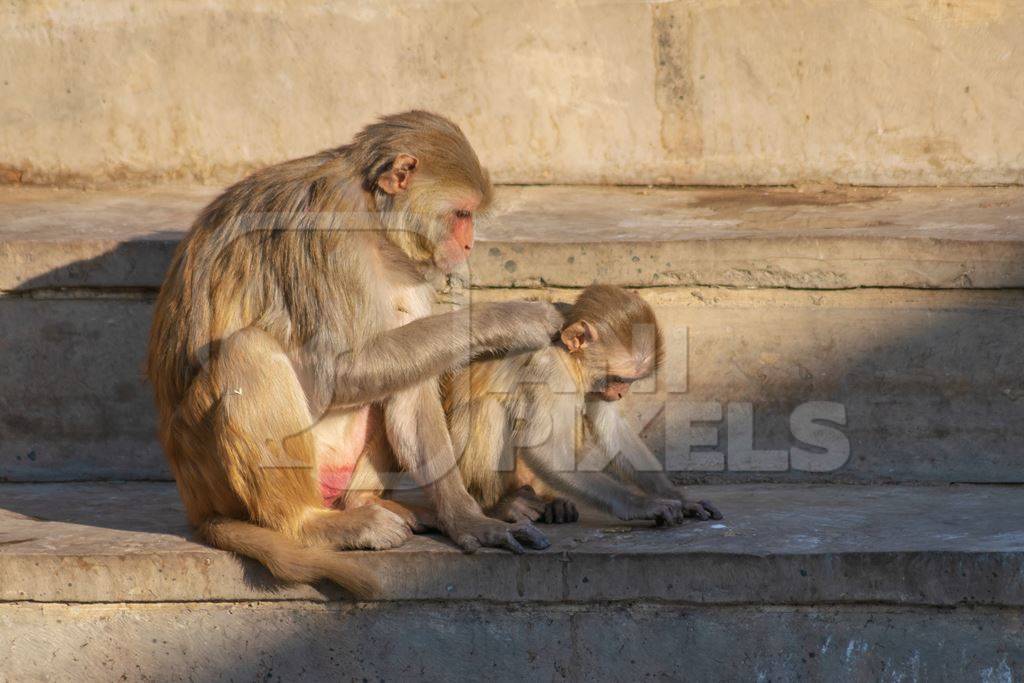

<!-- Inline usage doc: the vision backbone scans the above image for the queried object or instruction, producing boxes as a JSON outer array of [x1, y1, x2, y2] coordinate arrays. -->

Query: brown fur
[[148, 112, 560, 593], [446, 286, 721, 525]]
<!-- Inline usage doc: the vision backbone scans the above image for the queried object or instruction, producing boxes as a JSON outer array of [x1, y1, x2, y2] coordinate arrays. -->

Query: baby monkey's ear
[[561, 320, 597, 352]]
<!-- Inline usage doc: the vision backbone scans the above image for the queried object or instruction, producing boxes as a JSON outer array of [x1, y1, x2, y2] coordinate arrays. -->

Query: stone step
[[1, 482, 1022, 679], [1, 185, 1022, 483]]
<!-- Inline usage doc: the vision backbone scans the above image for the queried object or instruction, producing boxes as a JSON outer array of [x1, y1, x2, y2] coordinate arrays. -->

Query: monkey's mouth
[[588, 390, 623, 402], [434, 244, 472, 273]]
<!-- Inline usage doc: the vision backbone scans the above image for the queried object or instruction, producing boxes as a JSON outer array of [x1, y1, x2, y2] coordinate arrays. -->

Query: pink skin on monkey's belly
[[314, 407, 372, 507], [319, 464, 355, 508]]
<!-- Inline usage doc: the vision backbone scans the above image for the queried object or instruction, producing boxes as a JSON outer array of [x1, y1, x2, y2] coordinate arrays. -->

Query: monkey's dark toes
[[457, 535, 482, 554], [501, 532, 526, 554], [555, 500, 568, 523], [542, 499, 577, 524], [700, 500, 724, 520], [684, 502, 713, 520], [511, 522, 550, 550], [655, 510, 681, 527], [686, 500, 722, 520]]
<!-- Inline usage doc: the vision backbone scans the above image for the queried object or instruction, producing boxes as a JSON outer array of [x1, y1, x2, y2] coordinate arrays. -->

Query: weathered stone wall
[[2, 184, 1022, 483], [2, 1, 1022, 187], [4, 288, 1023, 484]]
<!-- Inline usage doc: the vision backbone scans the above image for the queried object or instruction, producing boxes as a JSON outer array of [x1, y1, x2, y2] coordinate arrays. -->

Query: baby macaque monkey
[[446, 285, 722, 526]]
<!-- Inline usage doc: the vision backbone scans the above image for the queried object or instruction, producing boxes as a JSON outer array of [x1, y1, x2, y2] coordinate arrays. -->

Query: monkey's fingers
[[453, 517, 548, 553], [456, 534, 482, 554], [556, 499, 574, 523], [700, 500, 724, 520], [683, 500, 722, 521], [644, 498, 684, 527], [457, 529, 524, 554], [565, 501, 580, 523], [509, 522, 551, 550], [684, 504, 710, 521], [542, 500, 559, 524], [552, 500, 566, 523], [500, 532, 527, 555], [654, 510, 682, 527], [542, 499, 578, 525]]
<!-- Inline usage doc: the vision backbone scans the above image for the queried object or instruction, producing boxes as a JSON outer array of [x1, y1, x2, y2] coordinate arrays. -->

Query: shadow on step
[[0, 479, 357, 597]]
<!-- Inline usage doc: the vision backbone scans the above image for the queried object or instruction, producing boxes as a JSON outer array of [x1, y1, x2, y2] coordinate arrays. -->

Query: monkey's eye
[[454, 209, 472, 219]]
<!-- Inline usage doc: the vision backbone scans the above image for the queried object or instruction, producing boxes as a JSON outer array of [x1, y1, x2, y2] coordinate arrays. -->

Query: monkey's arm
[[333, 301, 561, 405], [514, 392, 685, 525], [385, 380, 550, 553], [585, 400, 722, 521], [519, 443, 685, 525]]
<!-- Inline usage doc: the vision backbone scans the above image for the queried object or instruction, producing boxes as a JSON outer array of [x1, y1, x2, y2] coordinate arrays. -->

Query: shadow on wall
[[639, 287, 1024, 486], [0, 238, 181, 482], [1, 232, 1023, 493]]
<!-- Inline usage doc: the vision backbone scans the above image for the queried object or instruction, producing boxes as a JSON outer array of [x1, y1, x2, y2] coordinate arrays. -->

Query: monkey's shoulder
[[509, 346, 584, 395]]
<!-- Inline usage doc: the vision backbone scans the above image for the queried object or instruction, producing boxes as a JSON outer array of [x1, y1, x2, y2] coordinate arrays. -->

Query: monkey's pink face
[[435, 197, 480, 272]]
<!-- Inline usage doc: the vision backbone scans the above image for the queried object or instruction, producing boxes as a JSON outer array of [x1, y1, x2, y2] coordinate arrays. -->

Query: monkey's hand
[[541, 498, 579, 525], [470, 301, 563, 354], [487, 485, 547, 523], [487, 485, 579, 525], [443, 511, 551, 554], [615, 496, 687, 527], [661, 487, 724, 521], [680, 499, 723, 521]]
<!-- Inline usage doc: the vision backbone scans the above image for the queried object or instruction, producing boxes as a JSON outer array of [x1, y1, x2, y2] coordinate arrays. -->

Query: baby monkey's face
[[559, 319, 656, 402]]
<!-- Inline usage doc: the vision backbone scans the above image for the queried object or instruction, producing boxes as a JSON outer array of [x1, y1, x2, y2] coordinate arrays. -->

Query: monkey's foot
[[335, 504, 413, 550], [444, 512, 550, 554], [682, 499, 723, 521]]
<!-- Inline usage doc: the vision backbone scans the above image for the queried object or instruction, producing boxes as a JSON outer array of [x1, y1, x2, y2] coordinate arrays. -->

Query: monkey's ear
[[561, 320, 597, 352], [377, 154, 419, 194]]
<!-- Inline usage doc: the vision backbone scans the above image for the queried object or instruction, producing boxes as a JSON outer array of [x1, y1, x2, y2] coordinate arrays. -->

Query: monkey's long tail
[[197, 516, 379, 599]]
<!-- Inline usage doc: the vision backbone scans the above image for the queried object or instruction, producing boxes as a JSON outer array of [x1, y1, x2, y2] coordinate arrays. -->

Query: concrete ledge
[[2, 185, 1023, 483], [3, 185, 1024, 291], [2, 483, 1023, 607], [5, 483, 1023, 678]]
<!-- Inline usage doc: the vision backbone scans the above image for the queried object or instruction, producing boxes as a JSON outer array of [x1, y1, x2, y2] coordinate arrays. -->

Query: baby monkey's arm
[[519, 443, 687, 526], [584, 400, 722, 521]]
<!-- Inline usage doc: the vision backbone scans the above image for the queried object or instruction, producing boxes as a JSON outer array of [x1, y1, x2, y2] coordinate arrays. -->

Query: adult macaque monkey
[[444, 285, 723, 526], [148, 111, 559, 596]]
